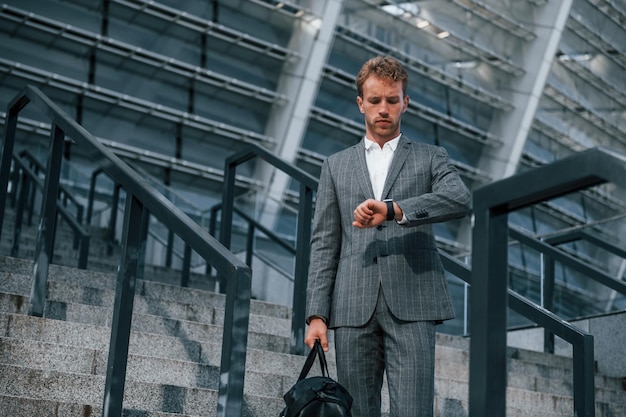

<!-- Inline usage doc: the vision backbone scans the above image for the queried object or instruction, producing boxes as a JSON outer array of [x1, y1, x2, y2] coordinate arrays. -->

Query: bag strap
[[297, 340, 330, 381]]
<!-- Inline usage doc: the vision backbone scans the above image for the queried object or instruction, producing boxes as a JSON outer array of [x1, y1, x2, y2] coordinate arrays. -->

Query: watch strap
[[383, 199, 395, 221]]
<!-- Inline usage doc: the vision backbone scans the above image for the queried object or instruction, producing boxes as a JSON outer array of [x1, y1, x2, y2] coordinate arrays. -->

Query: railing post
[[217, 265, 252, 417], [11, 169, 29, 257], [219, 158, 237, 294], [166, 229, 174, 267], [26, 167, 37, 226], [573, 334, 595, 417], [28, 124, 64, 317], [87, 168, 101, 225], [206, 204, 221, 276], [543, 255, 556, 353], [107, 183, 121, 255], [0, 99, 23, 239], [469, 207, 509, 417], [245, 223, 255, 267], [181, 244, 191, 287], [102, 194, 145, 417], [78, 234, 90, 269], [291, 182, 313, 355]]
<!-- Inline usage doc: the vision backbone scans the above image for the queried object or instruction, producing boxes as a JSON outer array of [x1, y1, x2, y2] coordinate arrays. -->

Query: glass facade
[[1, 0, 624, 334]]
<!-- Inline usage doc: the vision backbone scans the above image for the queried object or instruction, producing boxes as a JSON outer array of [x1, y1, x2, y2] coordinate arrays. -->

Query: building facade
[[1, 0, 624, 335]]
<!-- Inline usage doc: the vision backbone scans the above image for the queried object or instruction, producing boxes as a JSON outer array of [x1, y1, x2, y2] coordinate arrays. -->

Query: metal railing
[[86, 166, 209, 285], [7, 150, 90, 268], [0, 85, 251, 417], [440, 237, 606, 417], [469, 146, 626, 417], [218, 145, 318, 356]]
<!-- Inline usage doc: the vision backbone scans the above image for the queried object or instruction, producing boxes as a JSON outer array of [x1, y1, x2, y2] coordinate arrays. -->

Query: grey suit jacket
[[306, 136, 471, 328]]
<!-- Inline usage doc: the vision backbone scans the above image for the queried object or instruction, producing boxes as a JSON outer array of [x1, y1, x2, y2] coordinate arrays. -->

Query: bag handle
[[297, 340, 330, 381]]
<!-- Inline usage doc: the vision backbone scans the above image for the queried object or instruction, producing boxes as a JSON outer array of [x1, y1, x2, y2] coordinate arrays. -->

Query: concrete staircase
[[1, 208, 625, 416]]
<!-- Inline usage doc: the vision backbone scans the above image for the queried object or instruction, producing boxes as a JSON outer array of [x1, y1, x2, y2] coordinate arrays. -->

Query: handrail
[[219, 144, 318, 355], [0, 85, 251, 417], [439, 250, 595, 417], [510, 226, 626, 296], [87, 167, 201, 282], [470, 146, 626, 417], [541, 213, 626, 259]]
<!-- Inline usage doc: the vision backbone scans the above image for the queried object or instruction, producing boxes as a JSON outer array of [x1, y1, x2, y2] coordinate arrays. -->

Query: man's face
[[356, 75, 409, 145]]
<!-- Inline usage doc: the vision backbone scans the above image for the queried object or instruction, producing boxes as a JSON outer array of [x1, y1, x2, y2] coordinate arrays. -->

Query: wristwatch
[[383, 198, 395, 221]]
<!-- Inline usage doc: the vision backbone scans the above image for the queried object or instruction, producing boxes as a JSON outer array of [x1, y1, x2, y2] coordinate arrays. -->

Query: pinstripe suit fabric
[[306, 136, 471, 417]]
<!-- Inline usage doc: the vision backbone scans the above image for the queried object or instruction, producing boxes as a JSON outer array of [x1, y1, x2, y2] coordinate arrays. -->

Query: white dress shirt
[[364, 135, 408, 223], [364, 135, 401, 201]]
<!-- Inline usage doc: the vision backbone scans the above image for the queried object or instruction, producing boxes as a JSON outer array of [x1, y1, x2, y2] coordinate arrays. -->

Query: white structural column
[[254, 0, 344, 227], [477, 0, 573, 180]]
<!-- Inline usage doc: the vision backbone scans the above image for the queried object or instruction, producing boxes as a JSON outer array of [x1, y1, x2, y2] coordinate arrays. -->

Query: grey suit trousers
[[334, 286, 436, 417]]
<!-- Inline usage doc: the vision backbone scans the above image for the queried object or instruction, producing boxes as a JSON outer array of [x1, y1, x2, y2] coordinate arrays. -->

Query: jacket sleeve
[[399, 146, 471, 227], [305, 158, 341, 323]]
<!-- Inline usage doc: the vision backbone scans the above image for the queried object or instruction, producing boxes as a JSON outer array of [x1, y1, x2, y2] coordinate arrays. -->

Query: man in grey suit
[[304, 55, 471, 417]]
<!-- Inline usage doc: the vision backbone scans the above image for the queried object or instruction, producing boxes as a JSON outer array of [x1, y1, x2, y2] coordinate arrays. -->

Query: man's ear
[[356, 96, 364, 113], [403, 94, 410, 112]]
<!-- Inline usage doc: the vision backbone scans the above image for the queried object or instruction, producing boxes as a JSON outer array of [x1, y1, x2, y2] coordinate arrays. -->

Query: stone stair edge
[[42, 281, 292, 330], [2, 233, 624, 416], [0, 311, 484, 370], [4, 361, 604, 417], [0, 358, 588, 412], [6, 329, 622, 405], [0, 337, 297, 399], [0, 394, 192, 417], [0, 275, 289, 325], [0, 255, 291, 318], [0, 310, 285, 357], [0, 250, 218, 282], [3, 304, 621, 392], [0, 284, 287, 325], [0, 314, 489, 379], [0, 293, 292, 346], [0, 362, 287, 417], [0, 334, 308, 380]]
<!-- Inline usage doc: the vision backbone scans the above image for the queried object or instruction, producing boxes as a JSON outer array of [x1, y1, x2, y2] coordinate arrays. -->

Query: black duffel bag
[[280, 340, 353, 417]]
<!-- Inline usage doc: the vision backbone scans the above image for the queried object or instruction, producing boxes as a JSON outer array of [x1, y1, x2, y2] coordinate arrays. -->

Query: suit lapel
[[381, 135, 411, 199], [352, 139, 375, 199]]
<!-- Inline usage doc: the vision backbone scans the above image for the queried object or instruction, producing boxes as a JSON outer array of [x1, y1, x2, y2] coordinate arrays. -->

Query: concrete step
[[0, 312, 306, 375], [0, 395, 188, 417], [0, 293, 291, 354], [0, 241, 217, 290], [0, 256, 290, 320], [6, 267, 621, 402], [0, 337, 292, 398], [0, 364, 285, 417], [1, 234, 624, 417], [3, 308, 624, 416]]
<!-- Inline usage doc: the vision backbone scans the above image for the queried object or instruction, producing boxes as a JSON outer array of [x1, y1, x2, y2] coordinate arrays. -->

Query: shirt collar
[[364, 134, 402, 151]]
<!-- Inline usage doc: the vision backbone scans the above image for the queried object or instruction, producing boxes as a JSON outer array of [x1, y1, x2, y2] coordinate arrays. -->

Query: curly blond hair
[[355, 55, 408, 98]]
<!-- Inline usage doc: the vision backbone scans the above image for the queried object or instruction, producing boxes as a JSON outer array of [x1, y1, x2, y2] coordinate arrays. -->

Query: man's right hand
[[304, 318, 329, 352]]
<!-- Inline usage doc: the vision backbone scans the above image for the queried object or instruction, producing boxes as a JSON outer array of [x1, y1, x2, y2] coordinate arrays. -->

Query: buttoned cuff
[[307, 315, 327, 325]]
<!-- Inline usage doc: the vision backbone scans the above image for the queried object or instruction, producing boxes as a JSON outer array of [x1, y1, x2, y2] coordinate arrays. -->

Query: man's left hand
[[352, 199, 387, 228]]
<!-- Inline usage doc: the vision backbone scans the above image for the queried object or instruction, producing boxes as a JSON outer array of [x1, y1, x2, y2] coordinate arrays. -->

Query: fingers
[[319, 334, 329, 352], [353, 199, 385, 228], [353, 199, 374, 225], [304, 318, 329, 352]]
